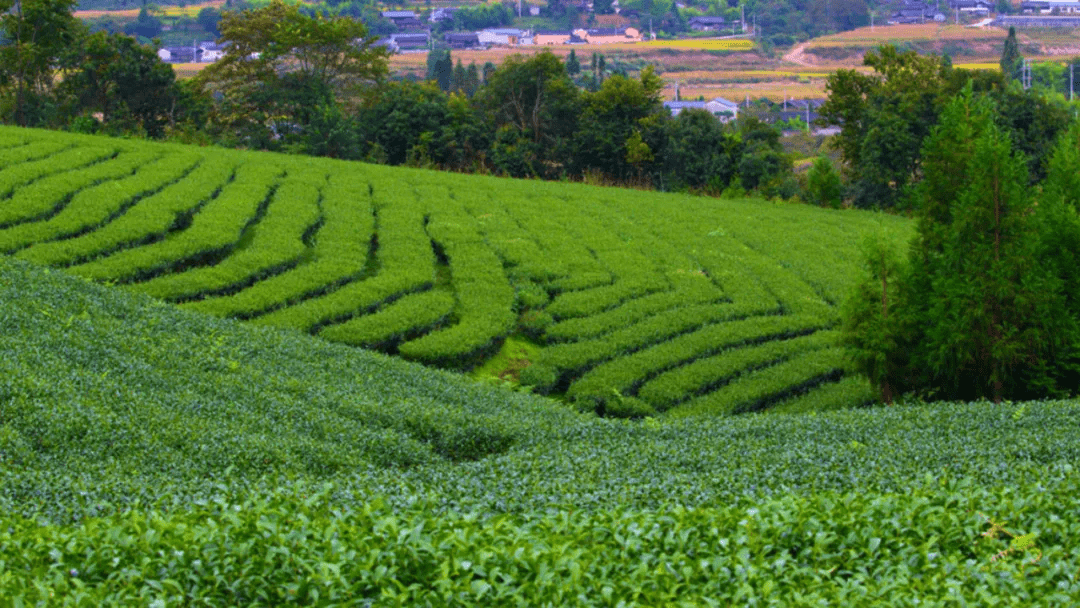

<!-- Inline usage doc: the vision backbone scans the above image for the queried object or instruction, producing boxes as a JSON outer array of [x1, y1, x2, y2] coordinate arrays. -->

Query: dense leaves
[[2, 257, 1080, 603], [0, 127, 908, 416], [843, 88, 1080, 403]]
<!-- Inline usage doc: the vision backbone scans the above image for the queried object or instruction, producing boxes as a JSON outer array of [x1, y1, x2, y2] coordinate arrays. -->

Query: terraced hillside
[[4, 254, 1080, 604], [0, 127, 912, 415]]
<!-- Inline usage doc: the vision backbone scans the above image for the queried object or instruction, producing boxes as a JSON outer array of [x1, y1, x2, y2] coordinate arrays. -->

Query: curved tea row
[[0, 128, 913, 416]]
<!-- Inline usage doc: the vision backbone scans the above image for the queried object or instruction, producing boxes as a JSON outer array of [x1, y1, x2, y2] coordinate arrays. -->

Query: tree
[[123, 6, 162, 39], [841, 235, 905, 403], [1000, 26, 1022, 83], [735, 116, 789, 192], [60, 31, 177, 137], [662, 108, 740, 191], [842, 87, 1080, 403], [475, 51, 580, 178], [426, 48, 452, 91], [196, 0, 388, 147], [0, 0, 83, 126], [571, 66, 665, 180], [566, 49, 580, 75], [196, 7, 221, 37], [805, 156, 843, 207], [450, 58, 467, 94], [818, 45, 956, 209]]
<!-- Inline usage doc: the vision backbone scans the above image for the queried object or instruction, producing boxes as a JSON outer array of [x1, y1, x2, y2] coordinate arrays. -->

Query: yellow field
[[673, 81, 828, 102], [171, 63, 208, 79], [638, 38, 754, 51], [75, 0, 227, 19], [808, 23, 1006, 46], [672, 68, 832, 81]]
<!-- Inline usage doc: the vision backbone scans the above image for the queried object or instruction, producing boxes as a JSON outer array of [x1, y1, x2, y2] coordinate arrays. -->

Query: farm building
[[949, 0, 994, 12], [477, 28, 527, 45], [688, 16, 727, 31], [535, 30, 572, 45], [389, 32, 430, 51], [1021, 0, 1080, 12], [430, 7, 457, 23], [445, 32, 483, 49], [664, 97, 740, 122], [574, 28, 642, 43]]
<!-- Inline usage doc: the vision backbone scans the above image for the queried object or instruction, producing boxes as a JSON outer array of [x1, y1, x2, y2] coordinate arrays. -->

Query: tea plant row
[[0, 127, 913, 415]]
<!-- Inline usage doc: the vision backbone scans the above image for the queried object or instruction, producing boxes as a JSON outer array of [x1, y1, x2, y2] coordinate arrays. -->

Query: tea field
[[0, 127, 912, 418], [2, 255, 1080, 604]]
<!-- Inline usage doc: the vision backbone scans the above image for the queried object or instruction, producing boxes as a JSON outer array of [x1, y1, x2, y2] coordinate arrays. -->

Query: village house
[[198, 42, 227, 62], [889, 1, 945, 23], [535, 30, 572, 45], [477, 28, 527, 45], [445, 32, 482, 49], [663, 97, 740, 122], [389, 32, 430, 51], [687, 16, 726, 31], [157, 46, 197, 63], [574, 27, 642, 43], [950, 0, 994, 12], [382, 10, 426, 30], [430, 7, 457, 23], [1021, 0, 1080, 12]]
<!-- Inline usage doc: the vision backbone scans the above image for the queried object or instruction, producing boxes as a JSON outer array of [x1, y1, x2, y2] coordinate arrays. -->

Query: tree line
[[831, 45, 1080, 404], [0, 0, 795, 197]]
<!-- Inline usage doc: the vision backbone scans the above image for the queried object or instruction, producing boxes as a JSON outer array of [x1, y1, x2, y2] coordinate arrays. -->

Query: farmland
[[3, 235, 1080, 603], [0, 126, 914, 417]]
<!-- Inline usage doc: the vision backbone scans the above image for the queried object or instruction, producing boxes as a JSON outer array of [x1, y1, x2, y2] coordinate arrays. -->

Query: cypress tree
[[1000, 26, 1022, 82], [843, 86, 1080, 402]]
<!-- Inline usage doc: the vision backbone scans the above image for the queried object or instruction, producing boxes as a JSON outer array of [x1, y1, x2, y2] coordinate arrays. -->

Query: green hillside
[[3, 252, 1080, 604], [0, 126, 911, 416]]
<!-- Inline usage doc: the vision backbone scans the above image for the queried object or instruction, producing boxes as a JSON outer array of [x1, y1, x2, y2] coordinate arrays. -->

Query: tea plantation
[[3, 253, 1080, 604], [3, 127, 1080, 604], [0, 126, 913, 417]]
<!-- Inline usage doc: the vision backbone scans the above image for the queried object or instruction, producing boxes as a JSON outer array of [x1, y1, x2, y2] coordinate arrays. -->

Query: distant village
[[155, 0, 1080, 66]]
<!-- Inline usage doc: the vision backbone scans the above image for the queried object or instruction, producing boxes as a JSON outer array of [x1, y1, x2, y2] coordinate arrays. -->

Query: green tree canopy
[[0, 0, 83, 126], [843, 87, 1080, 403], [196, 0, 388, 147], [60, 31, 177, 137], [1000, 26, 1022, 83]]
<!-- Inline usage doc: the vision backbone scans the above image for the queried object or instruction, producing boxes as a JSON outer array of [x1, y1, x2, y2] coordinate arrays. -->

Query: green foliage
[[0, 0, 83, 127], [842, 89, 1080, 403], [804, 155, 842, 208], [1000, 26, 1023, 82], [0, 127, 913, 416], [3, 254, 1080, 602], [195, 0, 388, 148]]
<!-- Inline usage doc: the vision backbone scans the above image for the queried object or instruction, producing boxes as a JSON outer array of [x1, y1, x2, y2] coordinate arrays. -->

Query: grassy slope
[[0, 127, 915, 418], [3, 257, 1080, 603]]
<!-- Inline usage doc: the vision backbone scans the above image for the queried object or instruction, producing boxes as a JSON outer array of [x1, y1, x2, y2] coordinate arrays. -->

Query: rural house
[[688, 16, 727, 31], [574, 27, 642, 43], [663, 97, 740, 122], [477, 28, 527, 45], [535, 30, 572, 44], [445, 32, 482, 49]]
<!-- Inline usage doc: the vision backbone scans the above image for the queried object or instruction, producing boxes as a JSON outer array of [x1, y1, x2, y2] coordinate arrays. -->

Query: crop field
[[3, 251, 1080, 603], [0, 127, 914, 417], [0, 127, 911, 417], [637, 38, 754, 51]]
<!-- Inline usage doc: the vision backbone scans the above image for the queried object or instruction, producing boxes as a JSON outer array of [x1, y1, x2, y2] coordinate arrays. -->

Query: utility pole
[[741, 5, 745, 33]]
